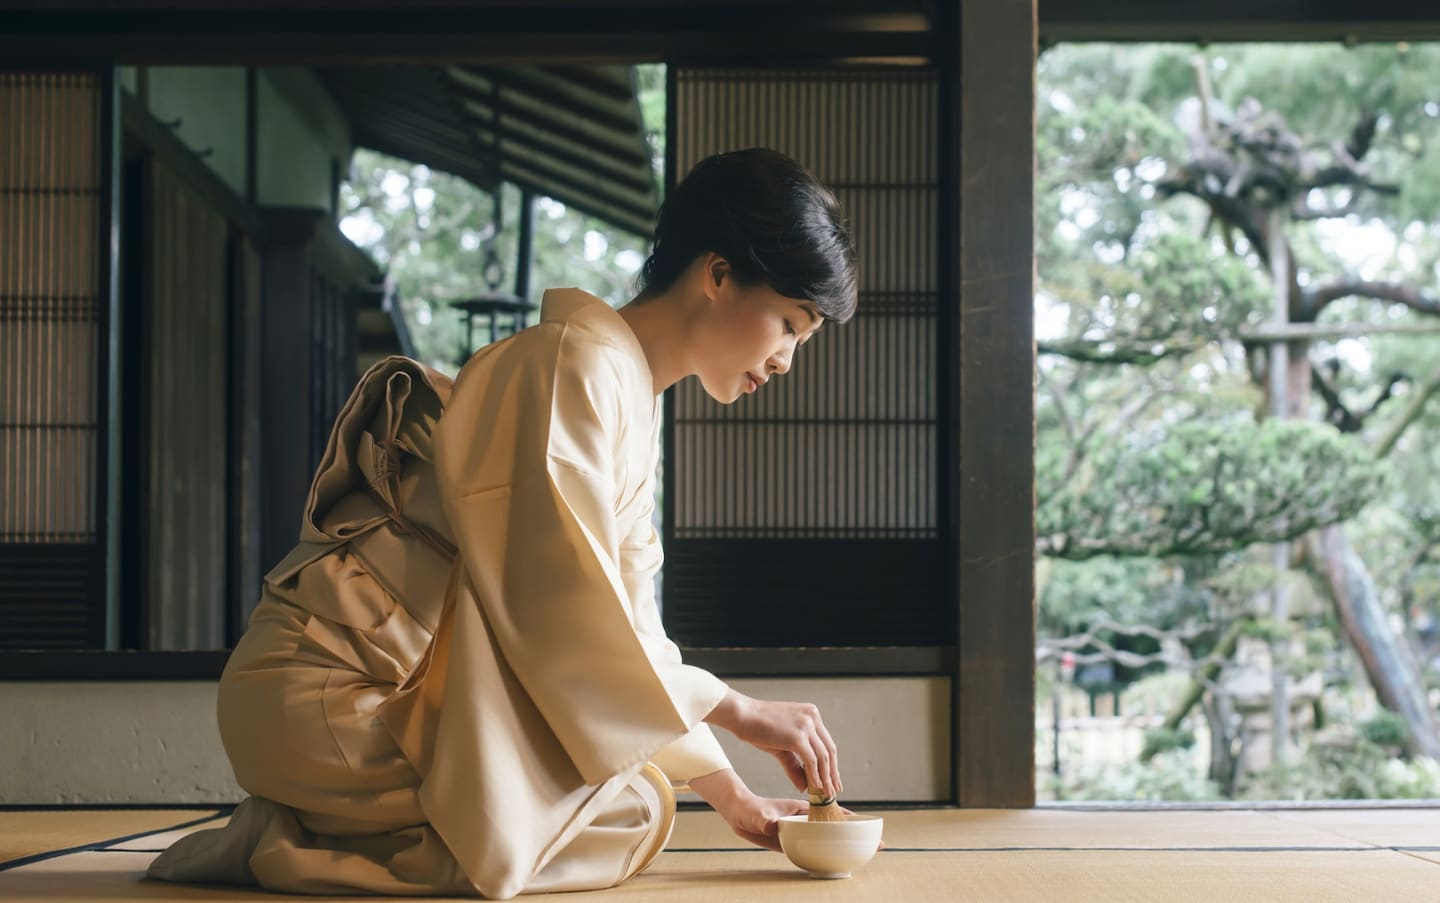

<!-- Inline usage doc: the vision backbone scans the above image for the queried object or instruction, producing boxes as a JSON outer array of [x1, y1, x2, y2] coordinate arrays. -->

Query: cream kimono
[[148, 289, 732, 899]]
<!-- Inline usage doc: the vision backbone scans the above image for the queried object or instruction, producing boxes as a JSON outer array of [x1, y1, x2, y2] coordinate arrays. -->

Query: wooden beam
[[944, 0, 1038, 808], [682, 646, 954, 678], [452, 84, 652, 166], [462, 65, 641, 136], [1038, 0, 1440, 44], [0, 6, 932, 63], [1240, 321, 1440, 343]]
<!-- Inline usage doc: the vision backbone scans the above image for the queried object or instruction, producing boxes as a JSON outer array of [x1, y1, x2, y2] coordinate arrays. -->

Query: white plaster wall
[[0, 677, 948, 805], [0, 681, 241, 805], [257, 69, 345, 212], [144, 67, 248, 197], [695, 677, 950, 803]]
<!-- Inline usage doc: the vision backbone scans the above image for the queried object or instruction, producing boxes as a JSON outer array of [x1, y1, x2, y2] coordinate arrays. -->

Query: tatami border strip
[[81, 844, 1397, 856], [660, 845, 1407, 853], [0, 810, 228, 872], [0, 804, 238, 812]]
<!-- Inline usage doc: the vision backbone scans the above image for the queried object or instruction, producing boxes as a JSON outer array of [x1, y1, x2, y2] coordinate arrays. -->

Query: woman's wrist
[[703, 688, 752, 734], [687, 768, 751, 810]]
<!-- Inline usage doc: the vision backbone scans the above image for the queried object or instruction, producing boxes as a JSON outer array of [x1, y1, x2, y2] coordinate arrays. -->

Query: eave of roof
[[318, 63, 659, 238]]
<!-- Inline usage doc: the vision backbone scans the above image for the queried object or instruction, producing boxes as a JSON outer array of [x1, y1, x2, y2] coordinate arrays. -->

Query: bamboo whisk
[[807, 787, 845, 822]]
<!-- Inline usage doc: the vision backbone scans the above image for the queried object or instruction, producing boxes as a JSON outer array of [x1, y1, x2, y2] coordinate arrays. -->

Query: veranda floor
[[2, 805, 1438, 902]]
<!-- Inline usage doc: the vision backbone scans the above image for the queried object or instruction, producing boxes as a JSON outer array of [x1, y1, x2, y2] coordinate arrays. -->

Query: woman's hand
[[688, 769, 806, 852], [704, 689, 843, 800]]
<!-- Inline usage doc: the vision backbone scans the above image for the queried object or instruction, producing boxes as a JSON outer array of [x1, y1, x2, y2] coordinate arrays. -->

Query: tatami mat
[[1262, 808, 1440, 849], [3, 807, 1440, 902], [672, 807, 1372, 850], [3, 846, 1438, 903], [0, 809, 225, 866]]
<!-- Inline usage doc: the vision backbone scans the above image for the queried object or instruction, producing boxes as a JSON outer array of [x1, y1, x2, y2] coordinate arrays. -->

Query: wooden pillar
[[258, 209, 324, 573], [943, 0, 1038, 807], [515, 189, 534, 305], [229, 235, 265, 642]]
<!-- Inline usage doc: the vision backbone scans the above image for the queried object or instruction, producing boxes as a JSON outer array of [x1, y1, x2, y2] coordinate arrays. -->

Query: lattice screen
[[665, 68, 943, 647], [0, 73, 105, 648]]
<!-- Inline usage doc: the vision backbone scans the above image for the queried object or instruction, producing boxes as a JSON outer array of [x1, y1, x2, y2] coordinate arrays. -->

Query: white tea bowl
[[776, 814, 884, 879]]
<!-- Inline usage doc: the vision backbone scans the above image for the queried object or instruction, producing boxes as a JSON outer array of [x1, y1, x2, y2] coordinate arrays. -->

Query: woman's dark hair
[[637, 148, 857, 323]]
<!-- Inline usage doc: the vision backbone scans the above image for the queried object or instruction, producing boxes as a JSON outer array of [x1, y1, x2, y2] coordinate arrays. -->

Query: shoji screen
[[0, 73, 106, 649], [666, 68, 943, 648]]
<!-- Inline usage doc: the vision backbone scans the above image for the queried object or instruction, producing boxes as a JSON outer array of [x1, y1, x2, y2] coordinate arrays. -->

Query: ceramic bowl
[[776, 814, 884, 879]]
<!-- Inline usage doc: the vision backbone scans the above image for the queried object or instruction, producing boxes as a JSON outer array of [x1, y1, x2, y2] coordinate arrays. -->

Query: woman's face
[[695, 258, 823, 405]]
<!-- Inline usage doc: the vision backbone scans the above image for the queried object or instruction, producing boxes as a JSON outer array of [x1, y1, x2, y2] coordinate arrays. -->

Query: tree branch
[[1037, 339, 1201, 365], [1311, 360, 1409, 434], [1375, 358, 1440, 459], [1309, 279, 1440, 318]]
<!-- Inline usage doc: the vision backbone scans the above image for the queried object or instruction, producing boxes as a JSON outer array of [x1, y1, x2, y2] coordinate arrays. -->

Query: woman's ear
[[702, 254, 730, 301]]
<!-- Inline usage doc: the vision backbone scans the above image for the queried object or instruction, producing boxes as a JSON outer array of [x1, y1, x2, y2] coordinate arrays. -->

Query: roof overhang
[[318, 64, 660, 238]]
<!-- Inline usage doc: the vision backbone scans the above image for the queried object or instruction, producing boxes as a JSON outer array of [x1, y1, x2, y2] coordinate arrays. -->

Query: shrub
[[1359, 711, 1409, 749], [1048, 751, 1222, 802]]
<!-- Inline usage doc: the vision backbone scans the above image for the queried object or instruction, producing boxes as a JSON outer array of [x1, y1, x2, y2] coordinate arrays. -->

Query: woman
[[148, 148, 858, 899]]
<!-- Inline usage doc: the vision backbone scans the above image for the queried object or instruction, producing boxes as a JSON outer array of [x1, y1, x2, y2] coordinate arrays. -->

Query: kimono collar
[[539, 287, 647, 365], [540, 288, 661, 418]]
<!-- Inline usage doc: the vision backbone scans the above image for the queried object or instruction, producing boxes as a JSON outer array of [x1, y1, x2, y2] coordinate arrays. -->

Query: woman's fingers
[[798, 740, 823, 798], [816, 718, 843, 795], [774, 750, 808, 792], [735, 827, 783, 853], [808, 734, 835, 800], [732, 698, 843, 799], [733, 799, 805, 854]]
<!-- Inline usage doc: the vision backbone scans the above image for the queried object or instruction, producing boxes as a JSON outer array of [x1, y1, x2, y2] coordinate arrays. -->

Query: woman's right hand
[[704, 689, 843, 800], [688, 769, 807, 852]]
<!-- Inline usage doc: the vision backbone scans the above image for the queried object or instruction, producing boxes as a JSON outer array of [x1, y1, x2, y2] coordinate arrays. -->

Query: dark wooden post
[[258, 209, 324, 574], [943, 0, 1038, 807], [515, 189, 534, 306], [228, 235, 265, 642]]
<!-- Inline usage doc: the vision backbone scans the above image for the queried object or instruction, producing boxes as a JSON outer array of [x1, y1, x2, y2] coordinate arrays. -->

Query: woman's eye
[[784, 320, 796, 336]]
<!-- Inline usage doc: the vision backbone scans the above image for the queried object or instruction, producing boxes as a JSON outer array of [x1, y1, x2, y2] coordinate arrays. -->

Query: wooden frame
[[944, 0, 1038, 808], [0, 0, 1041, 808]]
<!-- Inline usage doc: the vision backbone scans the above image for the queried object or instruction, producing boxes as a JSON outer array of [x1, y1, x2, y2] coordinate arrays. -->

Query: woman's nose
[[770, 347, 793, 375]]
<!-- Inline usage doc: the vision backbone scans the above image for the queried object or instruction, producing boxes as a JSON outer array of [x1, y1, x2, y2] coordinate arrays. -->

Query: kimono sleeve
[[432, 324, 729, 786], [620, 486, 733, 784]]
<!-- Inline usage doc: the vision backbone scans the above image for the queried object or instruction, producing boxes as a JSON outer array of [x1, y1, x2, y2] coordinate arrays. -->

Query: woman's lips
[[747, 373, 759, 393]]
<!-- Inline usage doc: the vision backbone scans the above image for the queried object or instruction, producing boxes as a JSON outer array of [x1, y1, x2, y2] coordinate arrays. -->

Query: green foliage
[[1241, 740, 1440, 800], [1035, 41, 1440, 801], [1047, 751, 1223, 802], [1360, 711, 1411, 748], [1204, 43, 1440, 225], [1040, 557, 1179, 635], [1140, 727, 1196, 762], [1039, 419, 1389, 559], [1241, 617, 1291, 644], [1039, 231, 1270, 360]]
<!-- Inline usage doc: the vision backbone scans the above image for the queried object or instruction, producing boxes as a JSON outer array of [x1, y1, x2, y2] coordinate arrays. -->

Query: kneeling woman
[[149, 148, 858, 899]]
